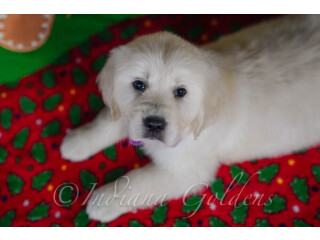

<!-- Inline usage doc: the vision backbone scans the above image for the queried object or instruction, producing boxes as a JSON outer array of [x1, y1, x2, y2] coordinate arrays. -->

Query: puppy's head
[[98, 32, 220, 146]]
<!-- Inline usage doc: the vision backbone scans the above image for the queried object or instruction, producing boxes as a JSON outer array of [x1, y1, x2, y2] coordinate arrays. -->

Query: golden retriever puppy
[[61, 15, 320, 222]]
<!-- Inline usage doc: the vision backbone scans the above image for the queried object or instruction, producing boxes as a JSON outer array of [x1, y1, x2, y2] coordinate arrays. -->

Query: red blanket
[[1, 15, 320, 227]]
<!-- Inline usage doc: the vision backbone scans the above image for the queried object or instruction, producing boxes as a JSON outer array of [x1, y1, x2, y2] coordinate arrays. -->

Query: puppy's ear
[[96, 48, 121, 121], [191, 109, 204, 140]]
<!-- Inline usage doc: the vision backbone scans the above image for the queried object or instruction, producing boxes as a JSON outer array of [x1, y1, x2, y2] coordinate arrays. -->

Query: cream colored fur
[[61, 15, 320, 222]]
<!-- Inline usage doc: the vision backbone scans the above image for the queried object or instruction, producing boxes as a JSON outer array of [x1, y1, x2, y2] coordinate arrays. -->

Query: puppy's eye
[[174, 88, 187, 98], [132, 80, 146, 91]]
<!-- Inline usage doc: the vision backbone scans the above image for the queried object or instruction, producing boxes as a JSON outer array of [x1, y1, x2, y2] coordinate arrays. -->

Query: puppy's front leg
[[60, 108, 127, 161], [86, 163, 212, 222]]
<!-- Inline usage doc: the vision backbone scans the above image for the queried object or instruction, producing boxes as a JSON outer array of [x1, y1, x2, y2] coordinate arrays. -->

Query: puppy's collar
[[129, 138, 144, 146]]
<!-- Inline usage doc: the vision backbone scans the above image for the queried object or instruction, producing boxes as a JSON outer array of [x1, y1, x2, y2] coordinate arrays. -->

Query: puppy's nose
[[144, 116, 166, 132]]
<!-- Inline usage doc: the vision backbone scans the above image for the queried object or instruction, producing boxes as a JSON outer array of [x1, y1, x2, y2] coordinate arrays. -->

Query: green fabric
[[0, 14, 140, 84]]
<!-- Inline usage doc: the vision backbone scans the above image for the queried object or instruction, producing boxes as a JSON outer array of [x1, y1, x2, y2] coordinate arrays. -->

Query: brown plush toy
[[0, 14, 55, 52]]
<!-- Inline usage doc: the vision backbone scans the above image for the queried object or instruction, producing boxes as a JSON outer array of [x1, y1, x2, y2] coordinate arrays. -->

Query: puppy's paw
[[60, 129, 92, 162], [86, 184, 133, 223]]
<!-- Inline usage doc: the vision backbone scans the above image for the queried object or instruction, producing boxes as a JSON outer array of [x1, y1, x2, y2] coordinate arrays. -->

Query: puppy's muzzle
[[143, 116, 166, 140]]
